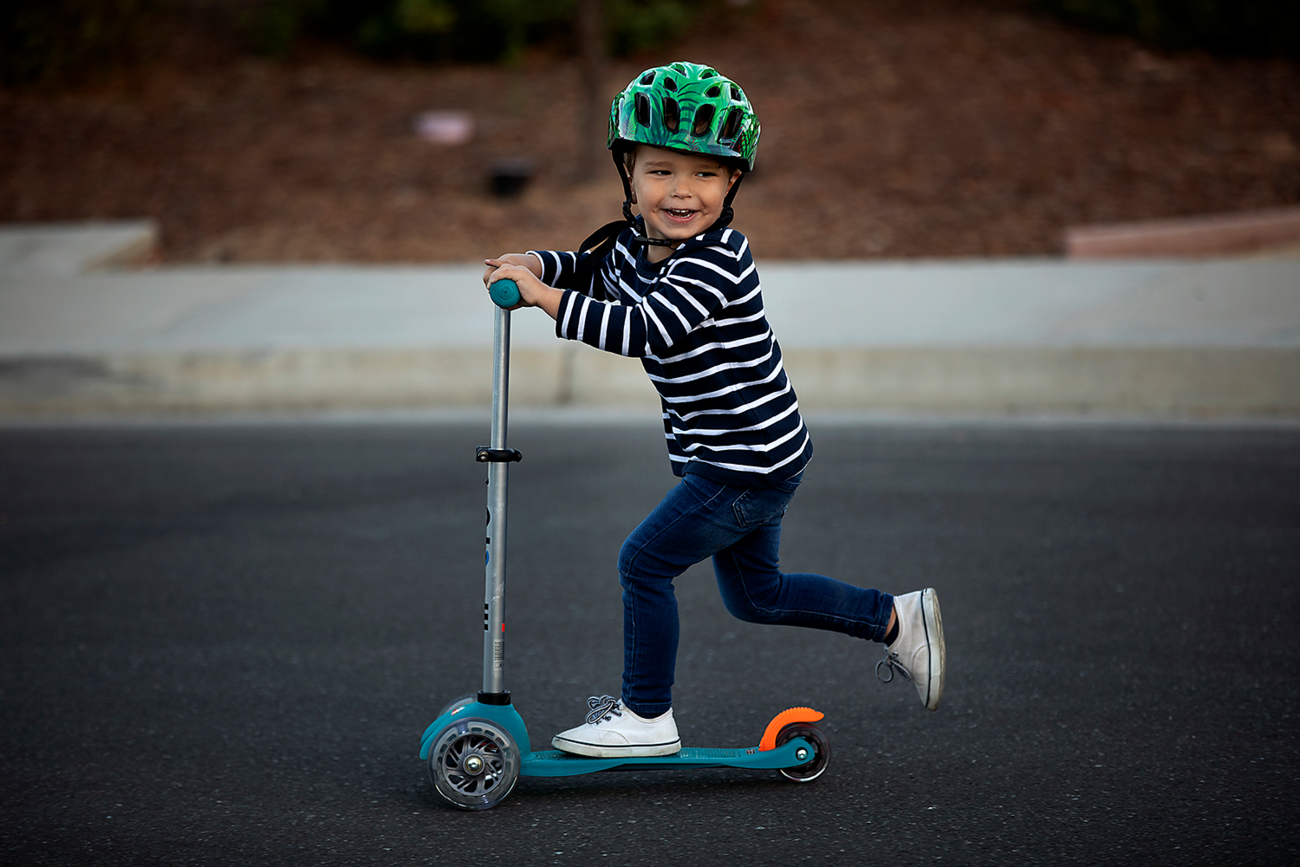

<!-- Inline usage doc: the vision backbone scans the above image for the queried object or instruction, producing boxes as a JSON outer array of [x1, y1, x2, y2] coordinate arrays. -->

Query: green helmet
[[609, 61, 760, 171]]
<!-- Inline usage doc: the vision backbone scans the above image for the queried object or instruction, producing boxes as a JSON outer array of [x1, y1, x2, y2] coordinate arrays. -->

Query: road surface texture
[[1, 418, 1296, 865]]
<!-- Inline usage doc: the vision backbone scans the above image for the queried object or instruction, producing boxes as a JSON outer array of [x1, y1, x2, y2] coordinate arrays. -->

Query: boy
[[483, 62, 944, 758]]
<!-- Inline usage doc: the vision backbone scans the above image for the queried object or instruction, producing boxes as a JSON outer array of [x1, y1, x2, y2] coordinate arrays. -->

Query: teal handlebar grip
[[488, 278, 521, 309]]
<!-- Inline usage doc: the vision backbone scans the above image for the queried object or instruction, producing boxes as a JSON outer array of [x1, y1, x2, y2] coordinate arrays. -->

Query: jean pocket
[[732, 486, 795, 527]]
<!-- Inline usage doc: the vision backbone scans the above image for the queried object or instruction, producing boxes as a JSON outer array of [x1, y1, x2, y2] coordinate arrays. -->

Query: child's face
[[628, 145, 741, 251]]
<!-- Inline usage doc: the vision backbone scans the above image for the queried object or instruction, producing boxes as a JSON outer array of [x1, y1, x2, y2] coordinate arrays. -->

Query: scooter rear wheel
[[428, 718, 520, 810], [775, 722, 831, 783]]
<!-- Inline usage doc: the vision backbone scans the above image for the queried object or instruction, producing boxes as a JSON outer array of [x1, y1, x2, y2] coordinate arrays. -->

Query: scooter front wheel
[[435, 693, 476, 720], [775, 722, 831, 783], [428, 718, 520, 810]]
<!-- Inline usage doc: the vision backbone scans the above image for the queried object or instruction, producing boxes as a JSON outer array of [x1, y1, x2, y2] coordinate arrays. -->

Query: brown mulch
[[2, 0, 1298, 263]]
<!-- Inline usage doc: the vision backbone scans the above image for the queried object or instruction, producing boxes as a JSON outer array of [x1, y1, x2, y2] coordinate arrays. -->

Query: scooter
[[418, 278, 831, 810]]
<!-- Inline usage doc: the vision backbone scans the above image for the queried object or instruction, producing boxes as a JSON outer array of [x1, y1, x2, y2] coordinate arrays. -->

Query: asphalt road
[[1, 418, 1297, 865]]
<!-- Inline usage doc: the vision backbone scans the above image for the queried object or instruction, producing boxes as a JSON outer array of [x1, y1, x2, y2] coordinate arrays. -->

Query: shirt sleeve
[[526, 250, 579, 289], [553, 236, 752, 359]]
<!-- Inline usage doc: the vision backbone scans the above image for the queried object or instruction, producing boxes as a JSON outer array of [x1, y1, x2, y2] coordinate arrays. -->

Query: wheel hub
[[429, 720, 520, 810]]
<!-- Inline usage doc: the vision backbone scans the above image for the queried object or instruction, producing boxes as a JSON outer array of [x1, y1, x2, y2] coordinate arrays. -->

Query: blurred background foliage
[[0, 0, 700, 85], [1034, 0, 1300, 57], [3, 0, 1299, 87], [2, 0, 166, 86], [245, 0, 696, 62]]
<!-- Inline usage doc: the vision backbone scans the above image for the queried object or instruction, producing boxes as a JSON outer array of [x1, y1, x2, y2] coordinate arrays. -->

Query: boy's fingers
[[483, 259, 507, 285], [490, 265, 523, 283]]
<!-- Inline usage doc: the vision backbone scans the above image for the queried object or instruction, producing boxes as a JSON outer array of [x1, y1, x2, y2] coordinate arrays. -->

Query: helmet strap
[[702, 172, 745, 234], [612, 149, 670, 249]]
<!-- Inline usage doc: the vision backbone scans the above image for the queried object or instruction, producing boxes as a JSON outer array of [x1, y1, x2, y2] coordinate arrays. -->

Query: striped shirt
[[530, 224, 812, 488]]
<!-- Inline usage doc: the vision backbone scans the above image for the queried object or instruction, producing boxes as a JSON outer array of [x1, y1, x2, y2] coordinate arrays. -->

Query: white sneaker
[[877, 588, 946, 711], [551, 696, 681, 758]]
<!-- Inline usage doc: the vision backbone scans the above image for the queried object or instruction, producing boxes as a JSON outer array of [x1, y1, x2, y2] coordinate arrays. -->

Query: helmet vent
[[720, 107, 743, 142], [692, 104, 715, 137], [611, 63, 759, 170], [663, 98, 680, 132]]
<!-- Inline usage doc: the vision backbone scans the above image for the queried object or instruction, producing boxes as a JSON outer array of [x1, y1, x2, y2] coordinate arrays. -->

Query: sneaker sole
[[922, 587, 946, 711], [551, 737, 682, 759]]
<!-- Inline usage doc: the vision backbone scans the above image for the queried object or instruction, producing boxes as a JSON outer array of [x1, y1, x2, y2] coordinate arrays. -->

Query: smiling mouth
[[665, 208, 697, 219]]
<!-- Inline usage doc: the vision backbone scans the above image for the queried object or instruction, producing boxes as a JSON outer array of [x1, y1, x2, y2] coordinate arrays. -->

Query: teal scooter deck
[[520, 739, 815, 777], [421, 700, 823, 784]]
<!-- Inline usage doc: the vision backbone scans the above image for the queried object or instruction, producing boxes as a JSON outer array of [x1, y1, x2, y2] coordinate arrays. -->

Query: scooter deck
[[421, 702, 822, 778], [520, 738, 814, 777]]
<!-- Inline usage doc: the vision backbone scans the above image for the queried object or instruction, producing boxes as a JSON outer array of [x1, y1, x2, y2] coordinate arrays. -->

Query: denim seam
[[723, 548, 883, 640], [622, 478, 725, 578], [621, 480, 725, 711]]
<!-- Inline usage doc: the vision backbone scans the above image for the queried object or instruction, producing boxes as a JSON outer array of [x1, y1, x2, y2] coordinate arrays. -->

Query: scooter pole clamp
[[476, 447, 523, 463]]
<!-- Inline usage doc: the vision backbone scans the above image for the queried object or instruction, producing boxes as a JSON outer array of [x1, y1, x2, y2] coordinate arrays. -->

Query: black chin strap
[[614, 152, 673, 249], [711, 173, 744, 233]]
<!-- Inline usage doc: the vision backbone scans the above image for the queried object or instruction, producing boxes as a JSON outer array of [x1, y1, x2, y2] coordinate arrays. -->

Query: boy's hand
[[483, 255, 562, 320], [481, 253, 541, 287]]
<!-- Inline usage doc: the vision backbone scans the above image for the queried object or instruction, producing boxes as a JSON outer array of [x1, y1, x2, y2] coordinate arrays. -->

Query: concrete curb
[[2, 222, 1298, 419], [1066, 206, 1300, 259], [2, 345, 1296, 418], [0, 221, 158, 276]]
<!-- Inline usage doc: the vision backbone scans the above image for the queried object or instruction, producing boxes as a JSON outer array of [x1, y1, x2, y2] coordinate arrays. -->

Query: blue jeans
[[617, 471, 893, 716]]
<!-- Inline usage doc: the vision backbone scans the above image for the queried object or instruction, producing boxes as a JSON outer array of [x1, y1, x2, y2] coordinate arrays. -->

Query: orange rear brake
[[759, 706, 825, 751]]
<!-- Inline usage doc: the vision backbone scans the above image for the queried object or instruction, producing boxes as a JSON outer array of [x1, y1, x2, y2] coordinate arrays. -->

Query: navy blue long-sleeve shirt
[[530, 224, 812, 488]]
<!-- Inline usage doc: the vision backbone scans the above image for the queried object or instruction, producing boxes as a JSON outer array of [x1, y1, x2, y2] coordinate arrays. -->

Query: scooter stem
[[483, 305, 511, 696]]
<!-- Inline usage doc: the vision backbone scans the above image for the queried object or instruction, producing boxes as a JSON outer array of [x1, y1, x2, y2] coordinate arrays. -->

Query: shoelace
[[584, 695, 624, 726], [876, 650, 914, 685]]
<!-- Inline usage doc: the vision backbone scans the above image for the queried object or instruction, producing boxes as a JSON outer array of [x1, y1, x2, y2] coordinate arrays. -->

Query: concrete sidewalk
[[1, 221, 1297, 417]]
